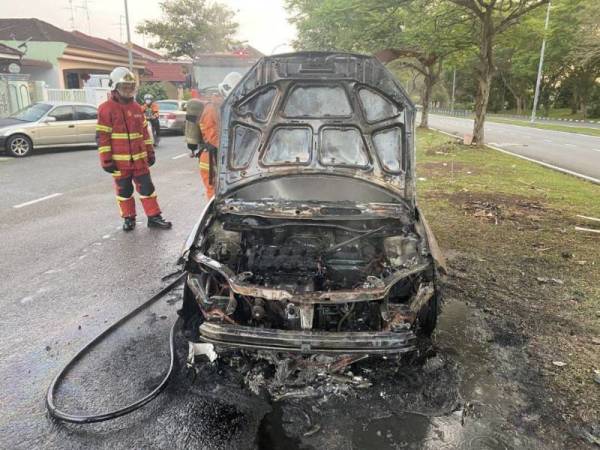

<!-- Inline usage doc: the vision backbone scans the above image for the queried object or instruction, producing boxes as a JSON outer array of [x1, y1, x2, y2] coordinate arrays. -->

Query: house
[[0, 18, 147, 89], [141, 61, 192, 99], [0, 43, 28, 115]]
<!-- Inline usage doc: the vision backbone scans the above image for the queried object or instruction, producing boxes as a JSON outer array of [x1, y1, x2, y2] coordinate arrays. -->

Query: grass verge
[[417, 129, 600, 444]]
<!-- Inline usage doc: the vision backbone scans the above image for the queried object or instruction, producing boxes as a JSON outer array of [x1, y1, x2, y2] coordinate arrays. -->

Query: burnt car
[[180, 52, 446, 354]]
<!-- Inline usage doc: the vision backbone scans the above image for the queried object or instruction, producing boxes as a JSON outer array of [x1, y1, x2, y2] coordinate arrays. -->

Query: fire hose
[[45, 272, 186, 424]]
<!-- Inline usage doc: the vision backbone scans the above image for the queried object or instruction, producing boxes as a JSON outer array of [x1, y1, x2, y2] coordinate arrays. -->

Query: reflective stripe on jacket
[[96, 92, 154, 171]]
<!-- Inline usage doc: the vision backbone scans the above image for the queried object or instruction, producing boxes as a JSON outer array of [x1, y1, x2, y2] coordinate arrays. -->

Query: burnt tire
[[178, 282, 204, 342], [417, 292, 440, 337]]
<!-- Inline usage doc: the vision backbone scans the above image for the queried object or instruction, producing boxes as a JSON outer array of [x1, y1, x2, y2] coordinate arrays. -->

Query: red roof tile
[[142, 61, 188, 82]]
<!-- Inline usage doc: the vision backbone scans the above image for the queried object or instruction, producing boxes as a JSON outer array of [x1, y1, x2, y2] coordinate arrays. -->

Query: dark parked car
[[180, 52, 446, 354]]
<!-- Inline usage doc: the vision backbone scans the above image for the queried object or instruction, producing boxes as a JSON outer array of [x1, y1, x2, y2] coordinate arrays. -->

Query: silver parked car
[[0, 102, 98, 157], [156, 99, 186, 133]]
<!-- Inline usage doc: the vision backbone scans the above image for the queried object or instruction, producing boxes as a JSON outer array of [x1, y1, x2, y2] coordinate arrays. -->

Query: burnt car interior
[[180, 52, 445, 354]]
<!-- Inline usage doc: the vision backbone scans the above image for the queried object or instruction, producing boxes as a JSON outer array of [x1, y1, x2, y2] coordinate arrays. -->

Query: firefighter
[[97, 67, 172, 231], [196, 72, 242, 199], [141, 94, 160, 145]]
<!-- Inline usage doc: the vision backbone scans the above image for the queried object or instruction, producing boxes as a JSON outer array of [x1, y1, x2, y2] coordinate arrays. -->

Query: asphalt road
[[427, 113, 600, 183]]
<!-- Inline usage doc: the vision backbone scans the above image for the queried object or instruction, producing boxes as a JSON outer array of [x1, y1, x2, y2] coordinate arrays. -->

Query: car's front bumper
[[199, 322, 416, 354]]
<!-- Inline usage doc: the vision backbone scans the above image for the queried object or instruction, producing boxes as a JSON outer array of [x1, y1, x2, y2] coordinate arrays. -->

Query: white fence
[[45, 87, 111, 106]]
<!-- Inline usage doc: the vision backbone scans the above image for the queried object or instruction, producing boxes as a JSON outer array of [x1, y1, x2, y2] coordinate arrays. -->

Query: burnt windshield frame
[[318, 125, 372, 170], [281, 83, 353, 119], [234, 86, 279, 123], [260, 125, 313, 167], [228, 122, 262, 170]]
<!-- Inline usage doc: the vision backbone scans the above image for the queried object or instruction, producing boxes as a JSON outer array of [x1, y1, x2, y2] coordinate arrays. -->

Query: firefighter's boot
[[123, 217, 136, 231], [148, 214, 172, 229]]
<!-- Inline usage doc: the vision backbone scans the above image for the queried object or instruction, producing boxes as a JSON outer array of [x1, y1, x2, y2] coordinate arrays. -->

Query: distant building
[[0, 18, 147, 89], [0, 43, 30, 115], [141, 61, 192, 99], [193, 46, 263, 92]]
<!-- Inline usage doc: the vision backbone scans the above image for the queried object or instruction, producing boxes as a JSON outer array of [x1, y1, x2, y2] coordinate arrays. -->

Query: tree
[[286, 0, 471, 128], [137, 83, 168, 104], [136, 0, 238, 58], [447, 0, 549, 143]]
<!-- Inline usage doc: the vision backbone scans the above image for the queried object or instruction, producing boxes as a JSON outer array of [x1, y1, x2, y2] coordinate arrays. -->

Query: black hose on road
[[46, 273, 186, 424]]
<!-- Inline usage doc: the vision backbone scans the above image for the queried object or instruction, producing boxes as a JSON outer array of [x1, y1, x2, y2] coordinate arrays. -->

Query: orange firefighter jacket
[[199, 102, 219, 147], [97, 92, 154, 171], [141, 102, 159, 119]]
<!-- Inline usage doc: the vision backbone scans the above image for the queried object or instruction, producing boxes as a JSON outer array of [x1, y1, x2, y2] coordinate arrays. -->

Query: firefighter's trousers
[[198, 151, 214, 199], [113, 167, 161, 218]]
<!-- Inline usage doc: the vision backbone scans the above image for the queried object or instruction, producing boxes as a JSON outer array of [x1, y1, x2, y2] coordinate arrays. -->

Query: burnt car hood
[[215, 52, 417, 208]]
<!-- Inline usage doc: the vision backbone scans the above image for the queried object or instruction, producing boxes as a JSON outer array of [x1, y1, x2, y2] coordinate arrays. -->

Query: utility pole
[[67, 0, 76, 30], [531, 0, 551, 123], [80, 0, 92, 34], [450, 69, 456, 113], [124, 0, 133, 72]]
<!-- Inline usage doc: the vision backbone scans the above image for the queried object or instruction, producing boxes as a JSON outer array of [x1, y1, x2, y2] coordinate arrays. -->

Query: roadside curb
[[429, 127, 600, 185]]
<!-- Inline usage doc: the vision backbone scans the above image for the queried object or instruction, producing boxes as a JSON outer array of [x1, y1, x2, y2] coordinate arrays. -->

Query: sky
[[1, 0, 297, 55]]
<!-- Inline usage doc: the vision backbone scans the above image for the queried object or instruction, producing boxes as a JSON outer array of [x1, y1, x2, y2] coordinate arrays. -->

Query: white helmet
[[218, 72, 242, 97], [109, 66, 136, 89]]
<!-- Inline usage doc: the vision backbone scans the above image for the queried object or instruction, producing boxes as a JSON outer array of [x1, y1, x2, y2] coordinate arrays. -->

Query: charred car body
[[180, 52, 446, 354]]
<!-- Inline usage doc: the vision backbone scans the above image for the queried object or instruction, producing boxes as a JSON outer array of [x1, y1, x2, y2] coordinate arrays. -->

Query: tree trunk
[[472, 17, 495, 144], [419, 72, 434, 128], [571, 92, 579, 114], [515, 97, 523, 115]]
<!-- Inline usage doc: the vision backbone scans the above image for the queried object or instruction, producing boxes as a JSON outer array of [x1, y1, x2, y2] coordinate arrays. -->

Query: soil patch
[[424, 141, 473, 156]]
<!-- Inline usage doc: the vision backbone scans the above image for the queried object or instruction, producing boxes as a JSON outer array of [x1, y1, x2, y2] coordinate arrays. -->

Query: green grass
[[497, 107, 597, 121], [486, 116, 600, 137], [416, 128, 600, 428], [417, 130, 600, 215]]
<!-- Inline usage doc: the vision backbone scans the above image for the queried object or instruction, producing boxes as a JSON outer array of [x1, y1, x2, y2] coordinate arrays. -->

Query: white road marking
[[544, 139, 553, 143], [171, 153, 189, 160], [13, 193, 63, 209], [564, 143, 576, 147]]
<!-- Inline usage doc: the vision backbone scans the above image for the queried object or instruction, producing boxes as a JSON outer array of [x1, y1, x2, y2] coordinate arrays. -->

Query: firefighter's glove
[[103, 162, 118, 174], [148, 154, 156, 166]]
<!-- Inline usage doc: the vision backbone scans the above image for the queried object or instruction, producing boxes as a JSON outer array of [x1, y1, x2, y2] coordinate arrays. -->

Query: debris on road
[[536, 277, 564, 285], [188, 342, 218, 365], [575, 226, 600, 234], [552, 361, 567, 367], [576, 215, 600, 223]]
